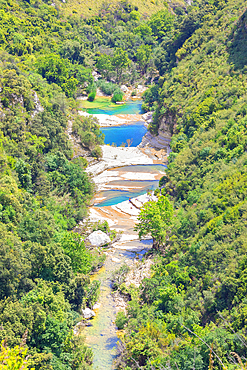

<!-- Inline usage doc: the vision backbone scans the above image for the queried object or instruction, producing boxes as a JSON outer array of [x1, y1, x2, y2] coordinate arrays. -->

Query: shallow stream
[[84, 241, 152, 369], [94, 164, 166, 207], [83, 100, 162, 369]]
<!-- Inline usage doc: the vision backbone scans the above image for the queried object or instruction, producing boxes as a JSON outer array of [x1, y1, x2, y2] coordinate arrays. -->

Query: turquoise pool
[[86, 100, 143, 115], [95, 164, 166, 207], [101, 122, 147, 147]]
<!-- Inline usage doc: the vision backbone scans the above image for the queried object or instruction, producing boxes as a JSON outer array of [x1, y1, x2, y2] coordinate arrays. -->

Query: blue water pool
[[101, 122, 147, 147], [95, 180, 160, 207], [86, 100, 143, 115], [94, 164, 166, 207]]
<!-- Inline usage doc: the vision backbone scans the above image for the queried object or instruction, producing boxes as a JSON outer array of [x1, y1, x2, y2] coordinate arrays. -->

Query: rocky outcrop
[[139, 111, 172, 155], [66, 120, 94, 162], [113, 257, 154, 312], [87, 230, 111, 247], [31, 92, 44, 118], [82, 307, 96, 319], [142, 111, 153, 125], [120, 85, 128, 93], [138, 131, 171, 154]]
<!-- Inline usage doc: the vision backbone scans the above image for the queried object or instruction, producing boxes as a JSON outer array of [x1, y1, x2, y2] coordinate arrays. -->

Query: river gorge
[[78, 99, 169, 369]]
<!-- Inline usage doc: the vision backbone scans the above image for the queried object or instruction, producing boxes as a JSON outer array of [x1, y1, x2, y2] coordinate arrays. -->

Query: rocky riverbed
[[72, 99, 170, 369], [81, 149, 164, 369]]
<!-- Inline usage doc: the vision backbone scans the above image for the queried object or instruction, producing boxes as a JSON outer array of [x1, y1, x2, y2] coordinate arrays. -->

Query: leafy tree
[[60, 40, 85, 64], [15, 159, 32, 191], [91, 145, 102, 159], [87, 90, 96, 102], [0, 69, 34, 111], [0, 341, 34, 370], [36, 54, 68, 86], [111, 91, 124, 103], [72, 115, 104, 152], [36, 55, 78, 97], [18, 209, 56, 245], [135, 195, 174, 249], [95, 54, 112, 80], [112, 48, 130, 83], [59, 232, 93, 274], [148, 9, 174, 39], [0, 223, 34, 300], [136, 44, 152, 74]]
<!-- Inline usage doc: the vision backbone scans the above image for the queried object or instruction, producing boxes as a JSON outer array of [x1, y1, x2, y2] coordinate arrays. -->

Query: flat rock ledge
[[86, 145, 153, 176], [79, 111, 134, 127]]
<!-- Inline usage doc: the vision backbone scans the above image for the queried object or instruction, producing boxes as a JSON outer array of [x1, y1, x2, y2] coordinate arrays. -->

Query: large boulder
[[82, 307, 96, 319], [87, 230, 111, 247], [120, 85, 128, 92]]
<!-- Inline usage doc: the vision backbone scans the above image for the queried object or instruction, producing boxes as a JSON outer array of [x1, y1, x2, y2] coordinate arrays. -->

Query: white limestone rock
[[111, 257, 121, 263], [86, 145, 153, 176], [87, 230, 111, 247], [142, 111, 153, 124], [31, 92, 44, 118], [82, 307, 96, 319], [120, 85, 128, 92]]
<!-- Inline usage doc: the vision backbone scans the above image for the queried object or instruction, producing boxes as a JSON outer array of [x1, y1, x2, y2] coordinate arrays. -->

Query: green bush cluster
[[111, 91, 124, 103]]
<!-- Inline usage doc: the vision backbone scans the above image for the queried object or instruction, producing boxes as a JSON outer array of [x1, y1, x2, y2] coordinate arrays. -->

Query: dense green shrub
[[87, 90, 96, 101], [115, 311, 128, 330], [96, 79, 119, 95], [111, 91, 124, 103]]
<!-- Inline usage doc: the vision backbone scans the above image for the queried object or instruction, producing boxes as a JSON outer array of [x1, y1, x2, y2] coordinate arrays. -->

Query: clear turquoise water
[[95, 164, 166, 207], [101, 122, 147, 147], [85, 105, 165, 369], [95, 180, 159, 207], [86, 100, 143, 115]]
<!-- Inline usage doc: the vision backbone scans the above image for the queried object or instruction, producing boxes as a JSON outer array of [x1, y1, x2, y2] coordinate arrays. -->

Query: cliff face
[[158, 112, 174, 140], [138, 112, 174, 156]]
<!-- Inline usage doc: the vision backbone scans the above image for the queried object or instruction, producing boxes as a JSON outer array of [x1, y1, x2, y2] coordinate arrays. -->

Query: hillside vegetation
[[0, 0, 188, 367], [0, 0, 247, 368], [61, 0, 177, 19], [116, 0, 247, 369]]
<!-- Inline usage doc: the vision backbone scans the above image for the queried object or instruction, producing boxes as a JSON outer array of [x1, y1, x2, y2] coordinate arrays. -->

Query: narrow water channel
[[85, 242, 152, 369], [83, 100, 163, 369]]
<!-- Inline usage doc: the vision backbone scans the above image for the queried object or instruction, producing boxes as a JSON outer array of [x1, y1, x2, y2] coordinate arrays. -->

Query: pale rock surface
[[82, 307, 96, 319], [92, 169, 158, 191], [92, 71, 101, 81], [111, 257, 121, 263], [79, 111, 129, 127], [87, 230, 111, 247], [139, 111, 172, 154], [121, 172, 156, 180], [142, 111, 153, 124], [93, 302, 101, 310], [112, 193, 157, 217], [85, 208, 115, 227], [138, 131, 171, 154], [31, 92, 44, 118], [120, 85, 128, 92], [86, 145, 153, 176]]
